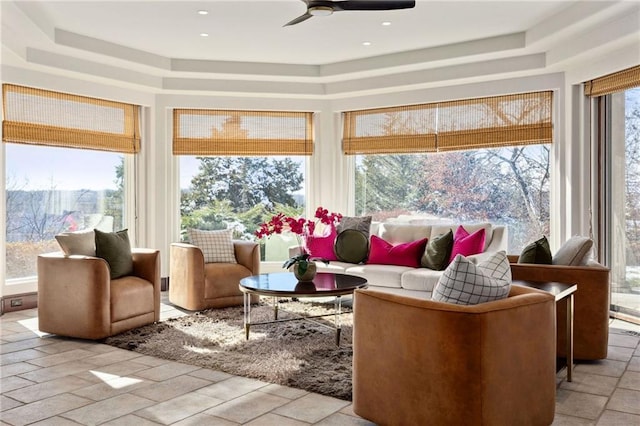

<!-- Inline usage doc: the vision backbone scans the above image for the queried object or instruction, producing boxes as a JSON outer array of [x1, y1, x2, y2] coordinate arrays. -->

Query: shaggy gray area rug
[[104, 300, 353, 400]]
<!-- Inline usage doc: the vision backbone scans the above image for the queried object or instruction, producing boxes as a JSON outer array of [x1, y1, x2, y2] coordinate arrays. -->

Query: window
[[5, 145, 126, 279], [3, 84, 139, 280], [345, 92, 552, 253], [592, 65, 640, 322], [174, 109, 312, 261]]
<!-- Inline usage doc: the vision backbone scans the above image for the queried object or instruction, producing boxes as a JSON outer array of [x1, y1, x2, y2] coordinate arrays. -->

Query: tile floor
[[1, 294, 639, 425]]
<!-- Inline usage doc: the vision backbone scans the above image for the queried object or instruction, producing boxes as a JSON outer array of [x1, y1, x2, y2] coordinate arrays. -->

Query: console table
[[515, 280, 577, 382]]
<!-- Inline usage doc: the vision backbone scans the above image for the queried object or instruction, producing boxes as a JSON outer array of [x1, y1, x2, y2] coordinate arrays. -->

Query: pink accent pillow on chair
[[448, 226, 486, 263], [367, 235, 428, 267], [304, 225, 338, 261]]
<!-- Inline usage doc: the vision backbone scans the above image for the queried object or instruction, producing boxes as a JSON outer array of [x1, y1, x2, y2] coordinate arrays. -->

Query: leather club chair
[[509, 257, 611, 360], [169, 240, 260, 310], [37, 249, 161, 340], [352, 284, 557, 426]]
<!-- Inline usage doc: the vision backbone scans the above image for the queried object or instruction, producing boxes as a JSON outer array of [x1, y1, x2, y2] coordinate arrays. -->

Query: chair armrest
[[132, 248, 160, 284], [169, 243, 206, 310], [233, 240, 260, 274], [37, 252, 111, 338], [132, 248, 161, 321]]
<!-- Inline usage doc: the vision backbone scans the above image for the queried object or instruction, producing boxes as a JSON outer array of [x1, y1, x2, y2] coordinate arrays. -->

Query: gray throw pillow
[[334, 229, 369, 264], [552, 236, 593, 266], [337, 216, 372, 239], [95, 229, 133, 279], [518, 236, 552, 264], [421, 229, 454, 270]]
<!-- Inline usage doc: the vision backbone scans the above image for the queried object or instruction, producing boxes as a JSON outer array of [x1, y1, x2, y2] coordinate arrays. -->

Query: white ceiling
[[2, 0, 639, 96], [18, 0, 575, 65]]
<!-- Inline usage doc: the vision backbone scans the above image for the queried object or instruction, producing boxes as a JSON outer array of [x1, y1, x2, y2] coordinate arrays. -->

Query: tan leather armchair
[[509, 258, 611, 360], [353, 284, 556, 426], [37, 249, 161, 340], [169, 240, 260, 310]]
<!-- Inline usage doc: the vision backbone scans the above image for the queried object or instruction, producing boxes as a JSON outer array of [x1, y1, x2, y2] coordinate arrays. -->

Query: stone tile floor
[[0, 294, 639, 425]]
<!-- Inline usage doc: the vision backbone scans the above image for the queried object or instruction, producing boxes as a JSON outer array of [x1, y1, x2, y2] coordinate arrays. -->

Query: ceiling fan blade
[[284, 12, 313, 27], [331, 0, 416, 11]]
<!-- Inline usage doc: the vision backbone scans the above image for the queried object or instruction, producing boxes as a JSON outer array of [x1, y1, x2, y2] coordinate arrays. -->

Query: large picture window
[[174, 109, 312, 261], [591, 65, 640, 322], [345, 91, 552, 252]]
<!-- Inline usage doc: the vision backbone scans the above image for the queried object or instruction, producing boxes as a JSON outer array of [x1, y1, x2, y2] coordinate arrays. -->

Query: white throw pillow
[[432, 251, 511, 305], [187, 229, 237, 264], [55, 229, 96, 256]]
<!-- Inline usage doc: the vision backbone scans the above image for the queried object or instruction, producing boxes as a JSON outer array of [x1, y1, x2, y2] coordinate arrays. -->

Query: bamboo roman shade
[[584, 65, 640, 97], [2, 84, 140, 153], [343, 91, 553, 155], [173, 109, 314, 156]]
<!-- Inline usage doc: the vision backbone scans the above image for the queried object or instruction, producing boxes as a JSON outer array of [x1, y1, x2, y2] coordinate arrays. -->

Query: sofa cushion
[[431, 223, 493, 251], [553, 236, 593, 266], [432, 251, 511, 305], [304, 224, 338, 261], [367, 235, 428, 267], [187, 229, 237, 264], [377, 223, 432, 244], [337, 216, 372, 239], [344, 264, 410, 288], [401, 268, 443, 292], [55, 229, 96, 256], [421, 229, 454, 270], [334, 229, 369, 264], [95, 228, 133, 279], [448, 226, 486, 263], [518, 236, 552, 264]]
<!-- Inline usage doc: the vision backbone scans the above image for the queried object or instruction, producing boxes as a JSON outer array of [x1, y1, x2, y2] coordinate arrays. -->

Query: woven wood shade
[[173, 109, 314, 156], [2, 84, 140, 153], [343, 91, 553, 155], [584, 65, 640, 97]]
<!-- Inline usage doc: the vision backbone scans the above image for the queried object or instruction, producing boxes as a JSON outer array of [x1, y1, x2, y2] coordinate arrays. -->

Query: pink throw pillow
[[367, 235, 428, 267], [304, 225, 338, 261], [448, 226, 486, 263]]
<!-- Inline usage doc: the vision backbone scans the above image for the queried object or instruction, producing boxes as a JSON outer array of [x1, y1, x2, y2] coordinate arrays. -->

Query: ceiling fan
[[284, 0, 416, 27]]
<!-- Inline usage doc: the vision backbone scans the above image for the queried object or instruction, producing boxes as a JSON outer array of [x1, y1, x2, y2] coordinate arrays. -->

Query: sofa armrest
[[233, 240, 260, 274], [37, 252, 111, 338]]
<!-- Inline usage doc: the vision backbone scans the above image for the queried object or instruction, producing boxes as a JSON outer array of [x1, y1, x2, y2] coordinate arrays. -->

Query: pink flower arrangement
[[255, 207, 343, 272], [255, 207, 342, 241]]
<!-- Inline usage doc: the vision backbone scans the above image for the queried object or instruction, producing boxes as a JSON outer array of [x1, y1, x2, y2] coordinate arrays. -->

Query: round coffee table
[[239, 272, 368, 345]]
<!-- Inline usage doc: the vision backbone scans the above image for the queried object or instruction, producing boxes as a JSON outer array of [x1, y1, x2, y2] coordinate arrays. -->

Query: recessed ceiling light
[[197, 10, 208, 15], [381, 21, 391, 26], [362, 41, 372, 46], [200, 33, 209, 37]]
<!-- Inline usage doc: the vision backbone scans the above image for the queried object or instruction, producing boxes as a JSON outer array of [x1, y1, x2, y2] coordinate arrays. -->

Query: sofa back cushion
[[377, 223, 432, 244]]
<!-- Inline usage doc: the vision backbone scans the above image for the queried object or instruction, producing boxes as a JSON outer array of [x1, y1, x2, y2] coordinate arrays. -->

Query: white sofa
[[317, 222, 508, 299]]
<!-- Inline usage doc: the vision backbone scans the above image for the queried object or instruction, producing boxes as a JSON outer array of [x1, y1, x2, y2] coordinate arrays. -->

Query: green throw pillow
[[95, 229, 133, 279], [421, 229, 454, 270], [518, 236, 552, 264], [334, 229, 369, 264]]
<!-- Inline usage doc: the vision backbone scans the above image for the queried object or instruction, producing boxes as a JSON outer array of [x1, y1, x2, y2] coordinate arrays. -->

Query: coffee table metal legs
[[243, 292, 251, 340], [242, 293, 344, 345]]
